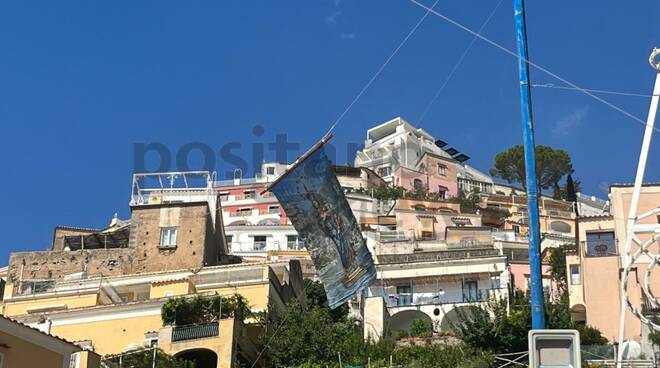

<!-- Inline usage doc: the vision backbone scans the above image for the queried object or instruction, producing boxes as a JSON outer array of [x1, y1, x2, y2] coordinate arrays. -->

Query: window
[[462, 280, 479, 302], [160, 227, 177, 247], [237, 208, 252, 216], [396, 285, 412, 306], [266, 167, 275, 175], [550, 221, 571, 234], [377, 166, 391, 177], [413, 178, 424, 190], [438, 164, 447, 176], [253, 236, 267, 250], [490, 276, 501, 289], [225, 235, 233, 245], [512, 224, 521, 234], [219, 192, 229, 201], [244, 190, 256, 199], [269, 206, 279, 214], [287, 235, 301, 250], [586, 231, 616, 256], [438, 186, 448, 200], [570, 265, 581, 285]]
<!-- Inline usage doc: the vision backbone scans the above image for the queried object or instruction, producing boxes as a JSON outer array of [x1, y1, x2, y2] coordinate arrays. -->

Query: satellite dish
[[622, 340, 642, 360]]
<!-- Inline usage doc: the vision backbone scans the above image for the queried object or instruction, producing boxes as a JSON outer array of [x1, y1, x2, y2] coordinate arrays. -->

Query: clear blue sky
[[1, 1, 659, 264]]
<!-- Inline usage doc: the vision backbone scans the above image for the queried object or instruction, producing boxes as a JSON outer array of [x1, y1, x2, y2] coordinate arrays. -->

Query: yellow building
[[1, 260, 304, 368], [0, 315, 100, 368]]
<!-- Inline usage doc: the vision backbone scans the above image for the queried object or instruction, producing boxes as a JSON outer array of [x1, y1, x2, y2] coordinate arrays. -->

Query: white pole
[[616, 48, 660, 368], [152, 346, 157, 368]]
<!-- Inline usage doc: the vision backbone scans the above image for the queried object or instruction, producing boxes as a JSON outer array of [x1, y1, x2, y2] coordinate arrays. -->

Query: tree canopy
[[489, 145, 574, 196]]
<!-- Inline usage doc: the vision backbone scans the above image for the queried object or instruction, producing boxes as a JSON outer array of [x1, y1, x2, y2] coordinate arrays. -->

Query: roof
[[609, 182, 660, 189], [0, 315, 82, 352], [54, 225, 102, 233], [457, 164, 494, 184]]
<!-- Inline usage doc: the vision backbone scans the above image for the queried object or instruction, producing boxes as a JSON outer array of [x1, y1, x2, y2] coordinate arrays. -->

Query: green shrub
[[161, 294, 250, 325], [410, 318, 433, 338]]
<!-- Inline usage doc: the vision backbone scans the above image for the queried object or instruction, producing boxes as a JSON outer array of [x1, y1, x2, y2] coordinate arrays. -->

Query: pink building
[[393, 152, 459, 199]]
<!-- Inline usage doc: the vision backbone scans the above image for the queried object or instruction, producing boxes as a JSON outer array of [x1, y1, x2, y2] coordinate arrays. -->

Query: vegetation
[[449, 188, 482, 213], [455, 291, 607, 354], [103, 348, 194, 368], [456, 244, 607, 354], [547, 243, 577, 294], [489, 145, 574, 198], [553, 174, 582, 201], [410, 318, 433, 338], [266, 280, 494, 368], [161, 294, 251, 325]]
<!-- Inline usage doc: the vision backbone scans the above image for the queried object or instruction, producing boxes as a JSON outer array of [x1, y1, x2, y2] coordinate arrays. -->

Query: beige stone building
[[566, 184, 660, 350]]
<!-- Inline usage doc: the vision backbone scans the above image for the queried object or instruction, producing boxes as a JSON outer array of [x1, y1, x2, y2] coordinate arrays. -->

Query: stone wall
[[7, 249, 134, 282], [129, 202, 215, 274], [6, 200, 229, 285]]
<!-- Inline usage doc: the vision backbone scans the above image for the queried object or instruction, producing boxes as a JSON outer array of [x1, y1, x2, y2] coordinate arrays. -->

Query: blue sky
[[1, 1, 659, 264]]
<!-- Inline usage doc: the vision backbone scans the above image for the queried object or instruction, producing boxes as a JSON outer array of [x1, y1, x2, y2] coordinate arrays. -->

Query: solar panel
[[445, 147, 458, 155], [454, 153, 470, 162], [434, 139, 447, 148]]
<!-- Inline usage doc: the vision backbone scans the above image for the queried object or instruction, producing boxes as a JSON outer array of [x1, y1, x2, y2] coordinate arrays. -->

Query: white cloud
[[325, 11, 341, 25], [339, 33, 356, 40], [552, 106, 588, 137]]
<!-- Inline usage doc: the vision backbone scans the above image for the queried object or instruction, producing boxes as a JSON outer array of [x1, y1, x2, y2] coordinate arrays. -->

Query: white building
[[362, 226, 509, 338], [354, 117, 494, 194]]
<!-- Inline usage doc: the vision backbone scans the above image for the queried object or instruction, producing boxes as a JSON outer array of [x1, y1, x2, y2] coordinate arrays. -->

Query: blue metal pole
[[513, 0, 545, 329]]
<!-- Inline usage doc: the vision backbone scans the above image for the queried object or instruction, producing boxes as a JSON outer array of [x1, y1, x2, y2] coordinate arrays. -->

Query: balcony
[[377, 247, 500, 264], [368, 287, 500, 307], [171, 322, 219, 342], [375, 231, 410, 242], [229, 240, 306, 254]]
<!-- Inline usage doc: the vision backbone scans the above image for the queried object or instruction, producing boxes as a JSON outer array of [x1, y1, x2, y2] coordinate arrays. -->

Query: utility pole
[[513, 0, 545, 329]]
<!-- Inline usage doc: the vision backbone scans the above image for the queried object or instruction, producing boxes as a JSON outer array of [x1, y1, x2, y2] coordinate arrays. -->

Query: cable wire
[[407, 0, 660, 134], [418, 0, 504, 123], [531, 83, 659, 98], [326, 0, 441, 135]]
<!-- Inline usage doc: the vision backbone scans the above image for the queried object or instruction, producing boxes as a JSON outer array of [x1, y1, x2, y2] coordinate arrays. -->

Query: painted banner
[[267, 136, 376, 309]]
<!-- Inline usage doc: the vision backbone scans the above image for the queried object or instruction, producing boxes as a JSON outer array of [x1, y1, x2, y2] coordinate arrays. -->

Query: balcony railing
[[369, 288, 499, 307], [253, 241, 267, 251], [171, 322, 219, 342], [375, 231, 410, 242], [377, 248, 500, 264], [287, 241, 305, 250]]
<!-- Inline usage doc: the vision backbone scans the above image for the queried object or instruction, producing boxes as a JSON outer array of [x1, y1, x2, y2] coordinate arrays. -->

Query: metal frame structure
[[616, 48, 660, 367], [130, 171, 215, 205]]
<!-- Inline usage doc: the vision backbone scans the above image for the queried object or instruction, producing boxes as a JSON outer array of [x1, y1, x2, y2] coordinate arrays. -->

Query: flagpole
[[513, 0, 545, 329]]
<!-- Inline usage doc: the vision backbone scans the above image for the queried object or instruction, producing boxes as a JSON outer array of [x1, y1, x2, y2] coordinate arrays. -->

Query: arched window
[[413, 178, 424, 190], [550, 221, 571, 233], [414, 204, 426, 211]]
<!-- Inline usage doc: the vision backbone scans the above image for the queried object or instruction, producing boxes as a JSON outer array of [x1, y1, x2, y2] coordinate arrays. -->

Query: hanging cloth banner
[[265, 134, 376, 309]]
